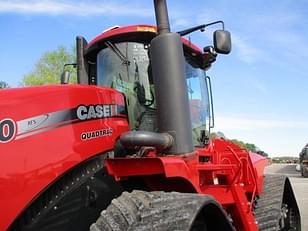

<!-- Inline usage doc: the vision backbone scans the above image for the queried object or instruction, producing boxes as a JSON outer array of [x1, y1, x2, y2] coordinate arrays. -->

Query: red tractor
[[0, 1, 300, 230]]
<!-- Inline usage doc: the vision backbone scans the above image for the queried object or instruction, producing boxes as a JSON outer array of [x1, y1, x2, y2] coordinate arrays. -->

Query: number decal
[[0, 118, 16, 143]]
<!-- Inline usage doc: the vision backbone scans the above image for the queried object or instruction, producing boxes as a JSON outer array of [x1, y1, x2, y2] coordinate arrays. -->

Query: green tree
[[210, 131, 226, 139], [245, 143, 257, 152], [0, 81, 9, 89], [211, 131, 269, 157], [210, 132, 217, 139], [230, 139, 246, 149], [22, 46, 76, 86]]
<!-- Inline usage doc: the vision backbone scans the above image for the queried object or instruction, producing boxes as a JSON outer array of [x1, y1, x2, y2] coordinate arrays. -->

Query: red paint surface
[[0, 85, 129, 230]]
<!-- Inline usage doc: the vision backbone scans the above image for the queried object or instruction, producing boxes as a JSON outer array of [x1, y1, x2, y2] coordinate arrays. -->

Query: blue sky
[[1, 0, 308, 156]]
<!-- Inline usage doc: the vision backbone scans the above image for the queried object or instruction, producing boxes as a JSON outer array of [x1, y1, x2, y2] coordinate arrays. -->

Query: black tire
[[9, 155, 123, 231]]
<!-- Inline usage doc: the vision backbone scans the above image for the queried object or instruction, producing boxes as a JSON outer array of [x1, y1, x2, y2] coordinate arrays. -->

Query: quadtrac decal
[[81, 128, 113, 141], [0, 104, 126, 142]]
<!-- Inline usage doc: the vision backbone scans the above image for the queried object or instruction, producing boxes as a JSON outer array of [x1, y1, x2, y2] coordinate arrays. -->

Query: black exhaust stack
[[150, 0, 193, 154], [76, 36, 89, 84]]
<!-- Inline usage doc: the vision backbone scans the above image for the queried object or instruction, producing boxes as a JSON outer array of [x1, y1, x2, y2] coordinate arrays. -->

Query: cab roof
[[85, 24, 203, 61]]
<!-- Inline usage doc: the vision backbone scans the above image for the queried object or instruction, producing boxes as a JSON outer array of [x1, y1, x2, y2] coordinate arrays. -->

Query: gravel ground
[[265, 163, 308, 231]]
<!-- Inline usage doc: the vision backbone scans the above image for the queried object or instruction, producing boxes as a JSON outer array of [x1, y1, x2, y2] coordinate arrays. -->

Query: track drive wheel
[[91, 190, 234, 231]]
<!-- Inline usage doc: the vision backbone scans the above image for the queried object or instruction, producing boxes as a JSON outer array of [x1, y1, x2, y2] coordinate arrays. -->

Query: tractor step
[[91, 190, 234, 231], [254, 174, 301, 231]]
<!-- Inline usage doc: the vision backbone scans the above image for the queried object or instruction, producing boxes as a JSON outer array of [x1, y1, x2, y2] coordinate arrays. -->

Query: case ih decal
[[76, 104, 122, 120], [1, 104, 126, 142]]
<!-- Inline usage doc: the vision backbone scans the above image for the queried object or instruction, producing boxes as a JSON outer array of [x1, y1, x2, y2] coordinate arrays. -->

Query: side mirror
[[60, 63, 76, 84], [213, 30, 231, 54], [61, 70, 70, 84]]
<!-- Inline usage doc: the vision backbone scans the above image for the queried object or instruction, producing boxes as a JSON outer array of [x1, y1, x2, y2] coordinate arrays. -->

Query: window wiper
[[105, 41, 130, 65]]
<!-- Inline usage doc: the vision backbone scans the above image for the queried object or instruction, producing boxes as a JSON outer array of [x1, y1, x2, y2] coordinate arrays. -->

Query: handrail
[[226, 146, 242, 186]]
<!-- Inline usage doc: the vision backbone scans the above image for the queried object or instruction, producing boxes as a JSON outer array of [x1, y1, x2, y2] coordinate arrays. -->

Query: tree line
[[0, 81, 9, 89], [211, 131, 268, 157], [1, 46, 76, 89]]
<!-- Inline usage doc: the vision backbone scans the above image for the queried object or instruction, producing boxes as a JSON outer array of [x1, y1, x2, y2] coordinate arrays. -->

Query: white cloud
[[0, 0, 152, 17], [246, 77, 268, 94], [172, 18, 191, 28], [213, 115, 308, 156], [215, 116, 308, 131], [229, 9, 308, 70], [231, 34, 264, 64]]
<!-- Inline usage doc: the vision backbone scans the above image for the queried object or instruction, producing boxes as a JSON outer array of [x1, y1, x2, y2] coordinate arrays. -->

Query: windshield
[[97, 41, 210, 146], [97, 42, 155, 131], [186, 63, 210, 146], [97, 42, 154, 103]]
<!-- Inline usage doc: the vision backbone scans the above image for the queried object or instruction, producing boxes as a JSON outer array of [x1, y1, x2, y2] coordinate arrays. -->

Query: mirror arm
[[64, 63, 77, 69], [204, 21, 224, 30], [177, 21, 225, 36]]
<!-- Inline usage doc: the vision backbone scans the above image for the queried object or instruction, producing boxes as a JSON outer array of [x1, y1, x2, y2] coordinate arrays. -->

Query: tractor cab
[[76, 25, 223, 147]]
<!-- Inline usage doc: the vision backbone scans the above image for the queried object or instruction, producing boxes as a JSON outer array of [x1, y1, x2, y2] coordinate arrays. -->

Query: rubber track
[[254, 174, 286, 231], [10, 155, 115, 231], [90, 190, 229, 231]]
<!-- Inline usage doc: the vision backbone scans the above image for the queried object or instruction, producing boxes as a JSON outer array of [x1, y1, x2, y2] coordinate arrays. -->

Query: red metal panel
[[249, 152, 268, 193], [229, 184, 259, 231], [0, 85, 129, 230], [105, 138, 263, 231], [105, 158, 164, 179]]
